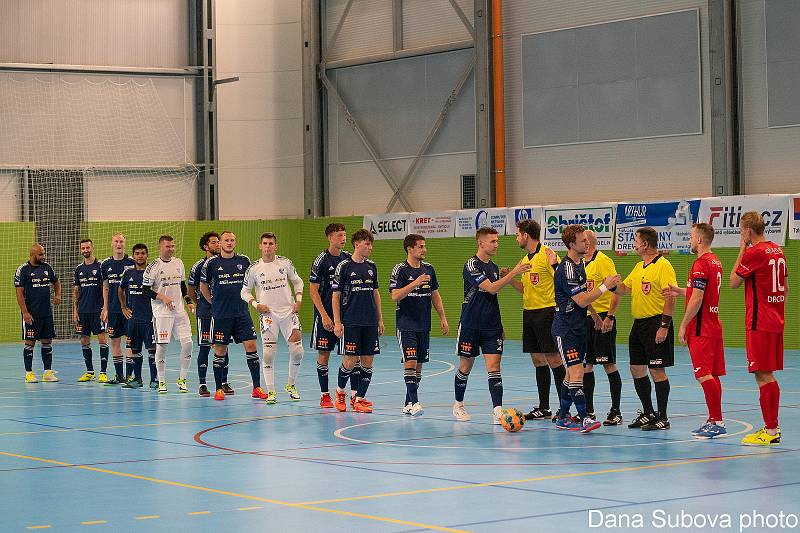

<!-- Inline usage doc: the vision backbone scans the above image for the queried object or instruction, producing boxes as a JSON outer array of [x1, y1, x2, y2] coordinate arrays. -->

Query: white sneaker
[[492, 406, 503, 425], [42, 370, 59, 382], [402, 403, 413, 415], [453, 401, 471, 421], [410, 402, 424, 417]]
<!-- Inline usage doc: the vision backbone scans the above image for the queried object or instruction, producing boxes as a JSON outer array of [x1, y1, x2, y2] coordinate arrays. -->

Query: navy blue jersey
[[309, 250, 351, 318], [201, 254, 251, 318], [188, 257, 212, 318], [552, 256, 589, 335], [332, 258, 379, 326], [120, 268, 152, 323], [389, 261, 439, 332], [74, 260, 104, 314], [460, 256, 502, 331], [15, 262, 58, 317], [101, 255, 135, 314]]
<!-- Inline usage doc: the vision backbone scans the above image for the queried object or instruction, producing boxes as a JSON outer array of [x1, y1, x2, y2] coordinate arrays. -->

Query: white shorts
[[260, 313, 301, 344], [153, 313, 192, 344]]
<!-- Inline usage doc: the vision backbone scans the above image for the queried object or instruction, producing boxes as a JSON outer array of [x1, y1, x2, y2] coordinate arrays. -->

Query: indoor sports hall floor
[[1, 337, 798, 532]]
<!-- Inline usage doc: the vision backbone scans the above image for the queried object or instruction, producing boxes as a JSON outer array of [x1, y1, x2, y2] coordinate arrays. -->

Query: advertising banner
[[456, 208, 508, 237], [505, 206, 543, 236], [408, 211, 456, 238], [364, 213, 410, 240], [542, 204, 615, 251], [697, 195, 791, 246], [615, 199, 701, 252]]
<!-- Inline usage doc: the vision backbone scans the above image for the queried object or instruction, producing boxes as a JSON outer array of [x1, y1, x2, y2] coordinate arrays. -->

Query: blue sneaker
[[691, 421, 713, 436], [580, 417, 602, 434], [555, 418, 581, 430], [694, 422, 727, 439]]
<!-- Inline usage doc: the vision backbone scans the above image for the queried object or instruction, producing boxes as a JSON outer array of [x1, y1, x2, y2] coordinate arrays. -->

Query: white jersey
[[240, 256, 304, 319], [143, 256, 187, 318]]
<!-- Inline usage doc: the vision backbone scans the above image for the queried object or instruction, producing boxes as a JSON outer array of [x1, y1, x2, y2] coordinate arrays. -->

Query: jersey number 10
[[768, 258, 787, 294]]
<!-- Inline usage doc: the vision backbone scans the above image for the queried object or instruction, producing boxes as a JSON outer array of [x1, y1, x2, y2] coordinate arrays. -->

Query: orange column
[[491, 0, 506, 207]]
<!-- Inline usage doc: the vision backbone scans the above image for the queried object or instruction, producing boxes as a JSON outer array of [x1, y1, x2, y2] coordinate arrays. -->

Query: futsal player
[[389, 234, 449, 416], [453, 227, 531, 424], [119, 243, 157, 388], [188, 231, 220, 396], [731, 212, 787, 445], [15, 244, 61, 383], [241, 232, 305, 404], [73, 238, 110, 383], [100, 233, 135, 384]]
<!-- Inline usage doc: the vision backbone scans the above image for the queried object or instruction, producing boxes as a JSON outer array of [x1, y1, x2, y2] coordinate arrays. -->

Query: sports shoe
[[157, 381, 167, 394], [524, 407, 552, 420], [198, 384, 210, 397], [251, 387, 268, 400], [177, 379, 188, 393], [149, 379, 158, 390], [25, 371, 39, 383], [214, 388, 225, 401], [555, 417, 582, 430], [105, 374, 126, 385], [42, 370, 59, 382], [350, 395, 373, 408], [126, 375, 135, 384], [284, 383, 301, 401], [353, 398, 373, 413], [319, 392, 334, 408], [409, 402, 424, 417], [335, 390, 347, 411], [603, 408, 623, 426], [77, 372, 96, 382], [492, 406, 503, 425], [580, 417, 602, 434], [221, 383, 235, 395], [628, 411, 657, 429], [695, 422, 727, 439], [641, 416, 671, 431], [741, 427, 781, 446], [402, 403, 413, 415], [587, 411, 597, 421], [265, 390, 277, 404], [691, 421, 713, 436], [97, 372, 108, 384], [122, 379, 143, 389], [453, 401, 471, 421]]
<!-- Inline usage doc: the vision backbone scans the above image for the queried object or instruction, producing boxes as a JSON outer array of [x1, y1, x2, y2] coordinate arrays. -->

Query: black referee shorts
[[522, 307, 558, 354], [585, 312, 617, 365], [629, 315, 674, 368]]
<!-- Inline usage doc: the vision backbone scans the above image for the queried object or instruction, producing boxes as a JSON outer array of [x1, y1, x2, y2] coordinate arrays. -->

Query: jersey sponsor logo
[[350, 272, 357, 277], [317, 337, 329, 349], [566, 348, 580, 362], [25, 328, 35, 339], [217, 266, 224, 270], [405, 347, 418, 358], [530, 272, 539, 285], [459, 341, 472, 353], [201, 330, 211, 342], [641, 282, 651, 295], [158, 330, 169, 341], [345, 341, 357, 353], [214, 331, 227, 342]]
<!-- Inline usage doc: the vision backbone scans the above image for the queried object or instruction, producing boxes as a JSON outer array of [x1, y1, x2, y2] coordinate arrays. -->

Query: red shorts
[[686, 335, 726, 378], [745, 330, 784, 373]]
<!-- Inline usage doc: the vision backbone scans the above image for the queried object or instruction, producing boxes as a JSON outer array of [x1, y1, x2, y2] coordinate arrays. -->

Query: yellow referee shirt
[[584, 250, 617, 314], [520, 243, 559, 310], [623, 255, 678, 319]]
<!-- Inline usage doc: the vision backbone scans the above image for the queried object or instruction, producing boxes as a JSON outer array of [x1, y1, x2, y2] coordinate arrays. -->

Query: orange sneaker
[[320, 392, 334, 408], [335, 390, 347, 412], [214, 388, 225, 401], [353, 399, 373, 413], [251, 387, 268, 399], [350, 395, 373, 408]]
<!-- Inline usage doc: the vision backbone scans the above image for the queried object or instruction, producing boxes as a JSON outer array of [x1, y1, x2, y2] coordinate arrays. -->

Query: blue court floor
[[1, 336, 798, 532]]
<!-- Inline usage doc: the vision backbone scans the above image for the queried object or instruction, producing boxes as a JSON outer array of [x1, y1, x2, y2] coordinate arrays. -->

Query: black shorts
[[23, 314, 56, 341], [77, 312, 105, 336], [126, 320, 155, 353], [523, 307, 558, 354], [212, 314, 256, 345], [106, 312, 128, 339], [339, 325, 380, 356], [585, 312, 617, 365], [397, 330, 430, 363], [197, 316, 213, 346], [456, 325, 504, 358], [629, 315, 674, 368], [553, 330, 587, 368], [311, 315, 340, 353]]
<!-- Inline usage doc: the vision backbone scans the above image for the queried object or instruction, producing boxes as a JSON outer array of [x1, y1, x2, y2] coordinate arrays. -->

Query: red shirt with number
[[685, 252, 723, 339], [735, 241, 786, 333]]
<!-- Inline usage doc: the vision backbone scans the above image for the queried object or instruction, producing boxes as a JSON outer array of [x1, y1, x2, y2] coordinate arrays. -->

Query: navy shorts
[[211, 314, 256, 345], [456, 326, 504, 358], [585, 312, 617, 365], [23, 314, 56, 341], [553, 330, 587, 368], [339, 325, 380, 356], [197, 316, 213, 346], [126, 320, 155, 353], [397, 330, 430, 363], [106, 312, 128, 339], [77, 312, 105, 336], [311, 315, 340, 353]]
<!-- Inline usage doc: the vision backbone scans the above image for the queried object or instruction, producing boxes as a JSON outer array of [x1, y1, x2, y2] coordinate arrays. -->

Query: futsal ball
[[500, 408, 525, 432]]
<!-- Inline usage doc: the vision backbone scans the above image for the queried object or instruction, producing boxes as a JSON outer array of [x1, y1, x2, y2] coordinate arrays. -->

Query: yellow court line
[[80, 521, 107, 525], [237, 506, 263, 511], [297, 452, 771, 506], [188, 511, 211, 515], [0, 450, 469, 533], [26, 526, 51, 530], [135, 515, 160, 520]]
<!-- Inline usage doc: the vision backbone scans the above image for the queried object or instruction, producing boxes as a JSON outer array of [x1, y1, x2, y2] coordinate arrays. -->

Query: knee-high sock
[[82, 345, 94, 372], [147, 348, 157, 381], [552, 365, 566, 402], [607, 370, 622, 410], [155, 344, 167, 382], [488, 371, 503, 408], [41, 344, 53, 371], [288, 341, 303, 385], [316, 362, 329, 393], [132, 352, 144, 381], [700, 377, 723, 422], [222, 352, 230, 383], [535, 364, 551, 409], [337, 365, 352, 391], [404, 368, 418, 405], [583, 371, 596, 413], [355, 366, 372, 398], [559, 380, 573, 418], [350, 362, 361, 393], [212, 350, 226, 389], [569, 380, 588, 419], [125, 355, 134, 379], [245, 350, 260, 388], [197, 345, 210, 384], [262, 342, 276, 391], [654, 379, 670, 419], [23, 345, 34, 372], [99, 343, 109, 373], [633, 376, 654, 414], [112, 347, 124, 377], [454, 370, 469, 402], [759, 381, 780, 430], [178, 338, 192, 380]]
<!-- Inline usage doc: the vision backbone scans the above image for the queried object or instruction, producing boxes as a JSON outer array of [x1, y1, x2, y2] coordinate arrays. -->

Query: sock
[[197, 345, 210, 384], [350, 363, 361, 394], [317, 363, 329, 393], [535, 364, 551, 409], [41, 344, 53, 371], [288, 341, 303, 385], [569, 380, 588, 419], [487, 371, 503, 408], [404, 369, 418, 404], [262, 343, 276, 391], [179, 338, 193, 380], [559, 381, 573, 418], [99, 343, 109, 373], [654, 379, 670, 419], [759, 381, 780, 430], [147, 348, 157, 381], [82, 346, 94, 372], [222, 352, 230, 383], [23, 345, 34, 372], [245, 351, 260, 388], [454, 370, 469, 402], [155, 344, 167, 383], [337, 365, 352, 390], [633, 376, 654, 414], [356, 366, 372, 398], [113, 357, 124, 378], [583, 371, 596, 413], [700, 378, 723, 422], [607, 370, 622, 410], [125, 356, 134, 379], [552, 365, 566, 402], [132, 353, 143, 381], [212, 352, 225, 389]]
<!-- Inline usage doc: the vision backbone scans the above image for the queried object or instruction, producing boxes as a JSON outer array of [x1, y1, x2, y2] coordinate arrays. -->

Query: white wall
[[215, 0, 304, 220]]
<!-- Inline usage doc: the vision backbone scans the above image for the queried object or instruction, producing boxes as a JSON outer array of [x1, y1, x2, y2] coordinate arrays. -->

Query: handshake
[[601, 274, 622, 291]]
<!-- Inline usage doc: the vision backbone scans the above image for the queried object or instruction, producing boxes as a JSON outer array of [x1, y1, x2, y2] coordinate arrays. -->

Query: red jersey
[[685, 252, 723, 339], [735, 241, 787, 333]]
